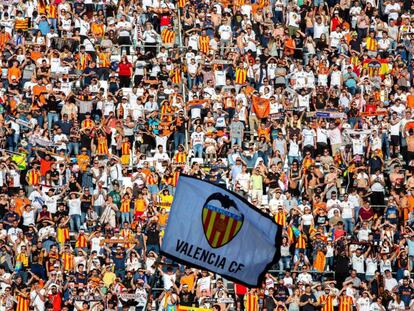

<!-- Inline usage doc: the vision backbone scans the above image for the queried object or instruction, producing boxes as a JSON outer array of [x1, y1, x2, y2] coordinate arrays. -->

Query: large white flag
[[161, 175, 281, 287]]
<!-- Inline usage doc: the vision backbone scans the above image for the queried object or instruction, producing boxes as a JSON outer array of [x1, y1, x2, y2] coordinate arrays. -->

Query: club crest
[[202, 193, 244, 248]]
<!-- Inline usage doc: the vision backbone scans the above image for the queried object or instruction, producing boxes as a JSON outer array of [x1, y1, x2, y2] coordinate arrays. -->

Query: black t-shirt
[[157, 71, 169, 82], [349, 39, 361, 53], [83, 66, 99, 85], [315, 215, 328, 227], [146, 225, 160, 245], [75, 271, 87, 284], [267, 171, 280, 189], [80, 133, 93, 149], [176, 116, 186, 133], [259, 54, 270, 64], [264, 295, 276, 311], [81, 194, 92, 213], [398, 285, 413, 306], [3, 211, 19, 223], [335, 255, 350, 275], [47, 98, 60, 112], [369, 157, 382, 174], [274, 285, 289, 302], [73, 2, 85, 14], [179, 291, 196, 306], [299, 293, 316, 311]]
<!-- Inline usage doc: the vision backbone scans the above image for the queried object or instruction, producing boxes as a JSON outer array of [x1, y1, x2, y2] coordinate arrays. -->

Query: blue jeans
[[174, 132, 185, 150], [231, 137, 242, 147], [187, 74, 196, 89], [193, 144, 203, 158], [147, 244, 160, 254], [70, 215, 81, 232], [47, 112, 59, 130], [115, 269, 126, 281], [13, 133, 20, 150], [121, 212, 131, 224], [273, 11, 283, 24], [68, 142, 79, 156], [48, 18, 57, 30], [81, 212, 87, 228], [343, 218, 354, 234], [278, 256, 291, 270], [326, 257, 334, 270], [382, 132, 390, 160], [130, 208, 135, 223]]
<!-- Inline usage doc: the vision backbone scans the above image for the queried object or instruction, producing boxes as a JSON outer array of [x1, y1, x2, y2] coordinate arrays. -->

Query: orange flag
[[313, 250, 326, 273], [252, 95, 270, 119], [244, 86, 256, 95]]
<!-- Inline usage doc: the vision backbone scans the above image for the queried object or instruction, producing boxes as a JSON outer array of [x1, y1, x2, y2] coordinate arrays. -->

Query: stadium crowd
[[1, 0, 414, 310]]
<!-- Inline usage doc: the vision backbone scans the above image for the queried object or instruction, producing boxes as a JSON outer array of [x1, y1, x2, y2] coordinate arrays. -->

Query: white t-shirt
[[341, 201, 355, 219], [297, 272, 313, 284], [330, 70, 342, 87], [9, 170, 21, 187], [370, 174, 385, 192], [44, 194, 60, 214], [0, 272, 11, 294], [328, 127, 342, 144], [385, 3, 400, 21], [215, 70, 226, 86], [30, 289, 46, 311], [358, 228, 371, 241], [236, 172, 250, 192], [22, 209, 35, 226], [366, 258, 378, 276], [317, 128, 328, 144], [7, 227, 22, 244], [302, 128, 315, 146], [197, 276, 211, 292], [352, 254, 365, 273], [29, 190, 45, 210], [90, 236, 105, 255], [330, 31, 343, 48], [390, 119, 401, 135], [352, 137, 365, 155], [218, 25, 232, 41], [356, 297, 370, 311], [68, 197, 81, 216], [191, 132, 205, 145], [313, 22, 326, 39], [384, 277, 398, 292]]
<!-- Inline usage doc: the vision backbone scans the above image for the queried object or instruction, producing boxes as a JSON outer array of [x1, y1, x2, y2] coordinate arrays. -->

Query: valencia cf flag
[[252, 95, 270, 119], [161, 175, 282, 287]]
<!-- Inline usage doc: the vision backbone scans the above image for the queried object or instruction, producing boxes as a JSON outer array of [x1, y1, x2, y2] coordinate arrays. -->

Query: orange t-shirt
[[134, 199, 147, 214], [158, 213, 169, 227], [407, 95, 414, 109], [15, 198, 30, 216], [31, 51, 42, 62], [33, 84, 47, 105], [180, 273, 196, 291], [7, 67, 21, 80]]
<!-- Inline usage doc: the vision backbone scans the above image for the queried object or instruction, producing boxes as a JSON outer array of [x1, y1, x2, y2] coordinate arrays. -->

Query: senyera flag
[[161, 175, 282, 287]]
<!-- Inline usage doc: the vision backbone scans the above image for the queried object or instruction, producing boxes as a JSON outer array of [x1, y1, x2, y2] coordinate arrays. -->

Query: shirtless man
[[407, 129, 414, 161], [324, 166, 339, 199]]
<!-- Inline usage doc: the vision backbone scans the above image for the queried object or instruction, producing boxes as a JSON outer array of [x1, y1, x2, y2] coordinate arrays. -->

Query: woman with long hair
[[286, 288, 300, 311], [388, 293, 405, 311], [278, 236, 292, 270]]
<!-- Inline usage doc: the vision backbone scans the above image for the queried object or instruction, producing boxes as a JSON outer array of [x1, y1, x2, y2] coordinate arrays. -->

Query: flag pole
[[144, 260, 161, 311]]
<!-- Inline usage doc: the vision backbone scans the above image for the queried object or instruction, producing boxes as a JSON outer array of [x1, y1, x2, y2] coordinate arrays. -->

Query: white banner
[[161, 175, 281, 287]]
